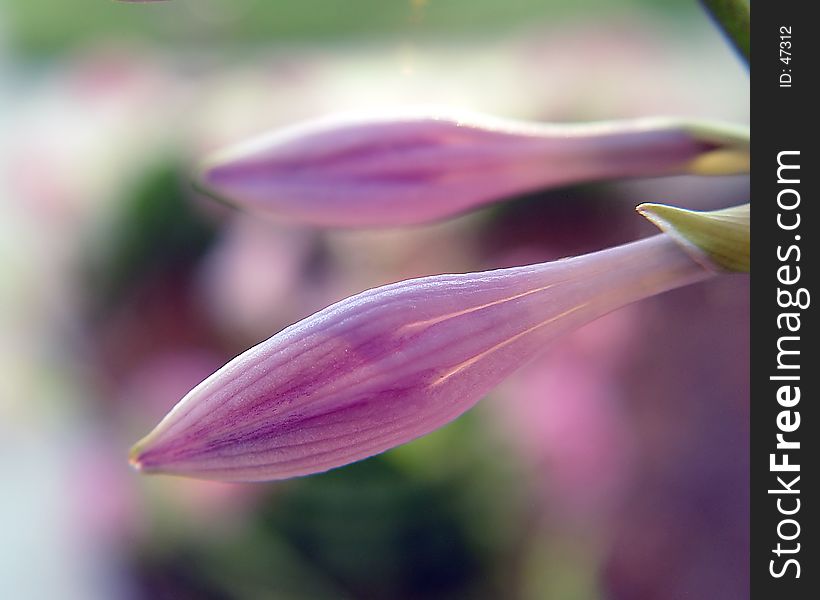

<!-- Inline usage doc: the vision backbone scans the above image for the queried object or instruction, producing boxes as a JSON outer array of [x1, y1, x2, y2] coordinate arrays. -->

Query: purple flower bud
[[130, 233, 715, 482], [197, 109, 748, 227]]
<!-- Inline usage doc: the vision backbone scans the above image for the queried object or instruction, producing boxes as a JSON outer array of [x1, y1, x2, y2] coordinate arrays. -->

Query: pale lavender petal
[[130, 233, 713, 481], [197, 109, 749, 227]]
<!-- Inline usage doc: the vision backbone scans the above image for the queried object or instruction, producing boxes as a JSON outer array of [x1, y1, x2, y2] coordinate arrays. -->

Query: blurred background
[[1, 1, 749, 598]]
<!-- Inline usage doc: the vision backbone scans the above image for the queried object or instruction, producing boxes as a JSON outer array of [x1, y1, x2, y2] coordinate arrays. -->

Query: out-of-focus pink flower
[[493, 311, 639, 524], [130, 233, 713, 482], [197, 217, 316, 339], [197, 108, 748, 227]]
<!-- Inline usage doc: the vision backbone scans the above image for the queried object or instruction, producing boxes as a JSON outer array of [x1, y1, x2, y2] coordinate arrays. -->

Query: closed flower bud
[[197, 109, 749, 227], [130, 233, 714, 482]]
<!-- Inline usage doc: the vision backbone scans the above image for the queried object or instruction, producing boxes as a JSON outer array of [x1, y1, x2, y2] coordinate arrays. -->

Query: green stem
[[699, 0, 750, 66]]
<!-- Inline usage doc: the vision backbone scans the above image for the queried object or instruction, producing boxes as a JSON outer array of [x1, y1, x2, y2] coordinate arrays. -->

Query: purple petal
[[130, 233, 713, 481], [197, 109, 748, 227]]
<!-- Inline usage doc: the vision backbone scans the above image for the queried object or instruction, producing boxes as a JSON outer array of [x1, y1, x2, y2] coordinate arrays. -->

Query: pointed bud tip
[[636, 202, 749, 273], [191, 163, 243, 213], [128, 442, 149, 473]]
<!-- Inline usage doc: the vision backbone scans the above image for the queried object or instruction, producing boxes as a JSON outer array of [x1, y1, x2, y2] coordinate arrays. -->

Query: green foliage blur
[[8, 0, 698, 56]]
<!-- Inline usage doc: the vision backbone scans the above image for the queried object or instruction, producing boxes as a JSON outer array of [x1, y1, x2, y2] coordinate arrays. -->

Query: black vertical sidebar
[[752, 2, 817, 598]]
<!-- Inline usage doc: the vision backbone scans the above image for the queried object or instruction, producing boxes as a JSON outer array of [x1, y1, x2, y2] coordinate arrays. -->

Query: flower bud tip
[[128, 445, 145, 472]]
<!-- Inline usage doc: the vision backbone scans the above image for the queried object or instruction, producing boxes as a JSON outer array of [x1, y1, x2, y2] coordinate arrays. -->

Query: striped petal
[[197, 108, 749, 227], [130, 233, 714, 482]]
